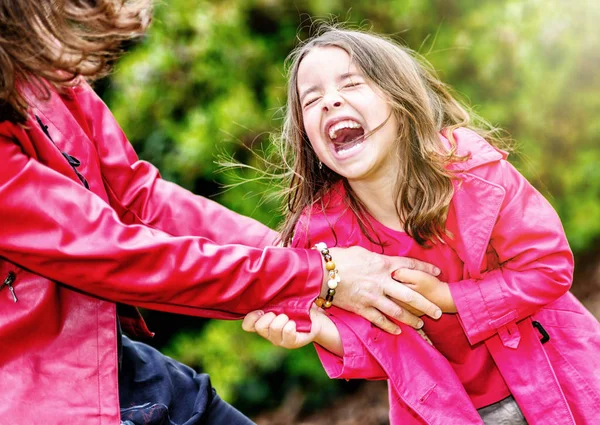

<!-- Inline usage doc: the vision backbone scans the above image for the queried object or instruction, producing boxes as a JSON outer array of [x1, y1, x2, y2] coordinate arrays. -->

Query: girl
[[243, 27, 600, 424], [0, 4, 444, 425]]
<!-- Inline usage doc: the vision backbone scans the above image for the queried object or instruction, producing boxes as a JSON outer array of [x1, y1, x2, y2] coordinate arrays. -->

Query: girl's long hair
[[0, 0, 151, 122], [277, 26, 506, 247]]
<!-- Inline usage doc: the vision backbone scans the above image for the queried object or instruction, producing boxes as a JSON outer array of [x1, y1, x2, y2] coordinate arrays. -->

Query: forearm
[[450, 265, 571, 344], [74, 82, 278, 248], [104, 162, 279, 247], [0, 140, 323, 324]]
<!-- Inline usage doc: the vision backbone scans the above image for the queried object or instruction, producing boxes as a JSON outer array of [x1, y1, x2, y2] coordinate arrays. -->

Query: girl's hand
[[242, 306, 322, 349], [242, 306, 343, 355], [393, 269, 457, 313], [327, 246, 443, 333]]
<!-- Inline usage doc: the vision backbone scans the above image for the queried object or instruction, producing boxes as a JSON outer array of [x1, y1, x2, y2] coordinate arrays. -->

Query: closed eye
[[303, 97, 320, 108], [343, 82, 362, 89]]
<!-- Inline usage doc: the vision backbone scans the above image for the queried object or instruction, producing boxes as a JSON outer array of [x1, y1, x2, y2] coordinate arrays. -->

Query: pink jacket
[[0, 82, 323, 424], [294, 129, 600, 424]]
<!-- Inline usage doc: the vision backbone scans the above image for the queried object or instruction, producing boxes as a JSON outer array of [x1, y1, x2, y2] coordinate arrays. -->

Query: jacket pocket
[[533, 303, 600, 423], [534, 305, 600, 336], [541, 328, 600, 422], [0, 260, 23, 305]]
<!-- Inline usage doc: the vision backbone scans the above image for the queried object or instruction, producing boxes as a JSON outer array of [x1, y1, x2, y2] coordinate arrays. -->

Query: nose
[[322, 91, 343, 111]]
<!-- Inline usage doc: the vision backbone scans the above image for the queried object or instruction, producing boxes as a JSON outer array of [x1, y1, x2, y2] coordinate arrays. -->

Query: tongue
[[333, 127, 364, 150]]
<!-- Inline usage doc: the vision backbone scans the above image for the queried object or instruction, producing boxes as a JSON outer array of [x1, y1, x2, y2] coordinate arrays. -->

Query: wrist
[[312, 310, 343, 356], [439, 282, 457, 313], [312, 314, 326, 344], [313, 243, 341, 309], [318, 254, 329, 298], [323, 247, 343, 294]]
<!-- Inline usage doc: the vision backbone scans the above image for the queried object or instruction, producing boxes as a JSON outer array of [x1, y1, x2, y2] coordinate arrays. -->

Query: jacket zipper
[[1, 271, 18, 302], [35, 115, 90, 189]]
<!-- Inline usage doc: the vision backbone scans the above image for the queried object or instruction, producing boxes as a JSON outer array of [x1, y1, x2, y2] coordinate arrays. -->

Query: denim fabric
[[119, 336, 255, 425], [477, 396, 528, 425]]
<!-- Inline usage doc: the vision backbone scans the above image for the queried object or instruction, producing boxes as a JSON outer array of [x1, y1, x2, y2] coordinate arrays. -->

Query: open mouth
[[328, 119, 365, 155]]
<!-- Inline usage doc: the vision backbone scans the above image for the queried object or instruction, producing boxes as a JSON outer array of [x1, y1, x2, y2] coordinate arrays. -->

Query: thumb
[[241, 310, 264, 332]]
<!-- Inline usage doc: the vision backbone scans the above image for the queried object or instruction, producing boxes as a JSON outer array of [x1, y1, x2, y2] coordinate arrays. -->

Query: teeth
[[328, 119, 362, 140], [337, 141, 363, 155]]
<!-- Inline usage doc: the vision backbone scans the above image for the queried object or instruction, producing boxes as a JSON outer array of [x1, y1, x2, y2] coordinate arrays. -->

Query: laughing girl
[[243, 27, 600, 425]]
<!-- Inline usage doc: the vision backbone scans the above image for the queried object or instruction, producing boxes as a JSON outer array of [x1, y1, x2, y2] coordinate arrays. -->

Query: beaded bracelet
[[313, 242, 341, 309]]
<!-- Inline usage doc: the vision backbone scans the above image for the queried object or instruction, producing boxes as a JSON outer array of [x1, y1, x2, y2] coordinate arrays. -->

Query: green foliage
[[107, 0, 600, 252], [164, 320, 285, 402], [103, 0, 600, 414], [163, 320, 339, 411]]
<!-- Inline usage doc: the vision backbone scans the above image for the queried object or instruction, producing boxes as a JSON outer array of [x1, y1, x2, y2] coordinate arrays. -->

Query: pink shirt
[[366, 211, 510, 408]]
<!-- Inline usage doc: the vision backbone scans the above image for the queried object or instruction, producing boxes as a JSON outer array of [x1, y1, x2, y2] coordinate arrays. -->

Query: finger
[[373, 296, 425, 329], [393, 268, 433, 285], [396, 301, 426, 317], [268, 314, 290, 346], [254, 312, 277, 340], [385, 274, 442, 319], [281, 320, 298, 347], [241, 310, 264, 332], [390, 257, 440, 276], [358, 307, 402, 335]]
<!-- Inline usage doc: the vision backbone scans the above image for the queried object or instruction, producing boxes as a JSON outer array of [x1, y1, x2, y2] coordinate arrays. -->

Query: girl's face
[[297, 46, 399, 184]]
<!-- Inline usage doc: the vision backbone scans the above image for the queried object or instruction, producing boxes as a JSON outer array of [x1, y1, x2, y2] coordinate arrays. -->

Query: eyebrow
[[298, 72, 363, 104]]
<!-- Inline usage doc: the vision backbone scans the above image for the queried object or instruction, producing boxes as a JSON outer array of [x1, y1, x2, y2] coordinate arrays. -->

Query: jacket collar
[[442, 128, 507, 277], [441, 128, 508, 172]]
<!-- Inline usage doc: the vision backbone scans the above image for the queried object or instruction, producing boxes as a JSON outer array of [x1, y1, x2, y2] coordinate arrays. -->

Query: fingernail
[[433, 309, 442, 319], [394, 327, 402, 335], [433, 267, 441, 275], [417, 320, 424, 329], [257, 310, 265, 316]]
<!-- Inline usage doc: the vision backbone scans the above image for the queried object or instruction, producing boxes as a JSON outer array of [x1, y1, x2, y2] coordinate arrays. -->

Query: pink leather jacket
[[0, 82, 323, 424], [295, 129, 600, 424]]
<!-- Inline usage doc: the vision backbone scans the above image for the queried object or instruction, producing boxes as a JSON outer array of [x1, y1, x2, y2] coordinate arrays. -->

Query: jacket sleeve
[[0, 130, 322, 329], [449, 159, 574, 345], [314, 307, 387, 380], [71, 83, 278, 248], [313, 308, 387, 381], [292, 214, 386, 380]]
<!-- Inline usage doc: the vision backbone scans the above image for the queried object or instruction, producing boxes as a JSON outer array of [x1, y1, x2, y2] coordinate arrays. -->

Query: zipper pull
[[2, 272, 18, 302]]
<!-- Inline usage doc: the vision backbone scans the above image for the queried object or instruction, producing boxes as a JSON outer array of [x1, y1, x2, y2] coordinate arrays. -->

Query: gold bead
[[324, 300, 333, 308], [325, 261, 336, 271], [315, 297, 325, 308]]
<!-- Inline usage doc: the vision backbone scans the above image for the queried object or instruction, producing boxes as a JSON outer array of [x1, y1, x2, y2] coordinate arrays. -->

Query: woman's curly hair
[[0, 0, 151, 122]]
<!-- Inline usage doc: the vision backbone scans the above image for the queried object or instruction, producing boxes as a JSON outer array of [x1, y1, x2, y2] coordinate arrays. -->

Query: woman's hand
[[326, 246, 443, 334], [393, 268, 457, 313]]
